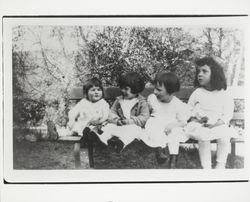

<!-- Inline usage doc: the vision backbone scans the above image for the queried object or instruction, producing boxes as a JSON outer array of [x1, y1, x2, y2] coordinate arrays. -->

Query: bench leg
[[231, 142, 236, 156], [74, 142, 81, 168]]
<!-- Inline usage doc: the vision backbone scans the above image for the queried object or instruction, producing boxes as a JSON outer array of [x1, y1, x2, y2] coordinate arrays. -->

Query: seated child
[[57, 78, 110, 144], [141, 72, 190, 167], [185, 56, 238, 169], [99, 72, 150, 152]]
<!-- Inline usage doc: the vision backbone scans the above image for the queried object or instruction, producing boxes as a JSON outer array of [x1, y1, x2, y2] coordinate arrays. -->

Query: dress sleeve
[[99, 100, 110, 123], [147, 94, 155, 114], [220, 90, 234, 124], [187, 89, 199, 116], [129, 98, 150, 127], [176, 101, 191, 123], [68, 99, 85, 122]]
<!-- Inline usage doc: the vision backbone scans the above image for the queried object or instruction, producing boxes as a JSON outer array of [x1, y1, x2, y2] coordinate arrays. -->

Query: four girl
[[62, 56, 236, 169]]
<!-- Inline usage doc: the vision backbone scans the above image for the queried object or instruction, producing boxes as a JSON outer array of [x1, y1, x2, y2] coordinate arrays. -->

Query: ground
[[13, 138, 244, 170]]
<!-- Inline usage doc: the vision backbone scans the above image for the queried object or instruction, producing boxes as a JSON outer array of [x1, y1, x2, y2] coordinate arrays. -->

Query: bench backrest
[[69, 86, 244, 121]]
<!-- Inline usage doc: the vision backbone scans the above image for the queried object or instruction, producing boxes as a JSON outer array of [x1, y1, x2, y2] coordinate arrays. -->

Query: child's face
[[87, 86, 103, 102], [197, 65, 211, 88], [121, 86, 137, 99], [154, 82, 172, 102]]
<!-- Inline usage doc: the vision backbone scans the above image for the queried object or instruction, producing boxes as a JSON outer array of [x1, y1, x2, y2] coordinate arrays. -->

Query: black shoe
[[155, 147, 167, 164], [114, 139, 124, 154], [108, 137, 124, 153], [107, 136, 119, 147], [169, 155, 178, 169]]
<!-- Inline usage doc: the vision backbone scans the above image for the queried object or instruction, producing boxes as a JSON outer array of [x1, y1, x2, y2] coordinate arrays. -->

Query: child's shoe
[[215, 162, 226, 169], [114, 139, 124, 154], [108, 137, 124, 153], [155, 147, 167, 164]]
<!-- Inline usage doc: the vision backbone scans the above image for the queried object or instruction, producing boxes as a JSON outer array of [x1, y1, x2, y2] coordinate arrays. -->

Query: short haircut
[[83, 77, 104, 97], [153, 72, 180, 94], [118, 72, 145, 94], [194, 56, 227, 90]]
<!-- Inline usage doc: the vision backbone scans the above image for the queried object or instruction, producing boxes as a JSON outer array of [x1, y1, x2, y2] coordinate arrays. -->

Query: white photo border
[[3, 16, 250, 183]]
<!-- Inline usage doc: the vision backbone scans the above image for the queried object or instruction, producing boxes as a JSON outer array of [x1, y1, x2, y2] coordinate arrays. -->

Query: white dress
[[141, 94, 190, 148], [65, 98, 110, 136], [100, 98, 144, 146], [185, 88, 238, 141]]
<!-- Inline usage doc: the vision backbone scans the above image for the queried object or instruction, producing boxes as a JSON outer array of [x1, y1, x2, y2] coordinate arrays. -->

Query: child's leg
[[215, 137, 230, 169], [167, 134, 179, 168], [198, 140, 212, 169], [167, 128, 187, 168], [167, 127, 187, 155]]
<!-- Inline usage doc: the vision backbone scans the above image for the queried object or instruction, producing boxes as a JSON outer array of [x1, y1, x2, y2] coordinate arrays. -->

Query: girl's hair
[[194, 56, 227, 90], [153, 72, 180, 94], [83, 77, 104, 97], [118, 72, 145, 94]]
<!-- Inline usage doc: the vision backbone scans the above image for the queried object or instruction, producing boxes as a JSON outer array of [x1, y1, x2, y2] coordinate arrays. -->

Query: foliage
[[12, 25, 245, 126], [82, 27, 196, 87], [13, 98, 46, 126]]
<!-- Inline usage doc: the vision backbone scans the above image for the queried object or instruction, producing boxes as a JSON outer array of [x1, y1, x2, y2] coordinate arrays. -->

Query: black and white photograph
[[1, 0, 250, 200], [2, 16, 249, 184]]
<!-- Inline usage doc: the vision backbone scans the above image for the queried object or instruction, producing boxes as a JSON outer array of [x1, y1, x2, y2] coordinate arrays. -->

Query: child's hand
[[117, 119, 130, 126], [203, 123, 214, 128], [90, 119, 100, 126], [164, 124, 174, 134], [204, 119, 224, 129], [188, 117, 199, 123], [120, 119, 130, 125], [117, 119, 123, 126]]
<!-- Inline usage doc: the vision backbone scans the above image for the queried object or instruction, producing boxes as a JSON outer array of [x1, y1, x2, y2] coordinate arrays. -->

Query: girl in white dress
[[185, 57, 237, 169], [141, 72, 190, 167], [58, 78, 110, 145]]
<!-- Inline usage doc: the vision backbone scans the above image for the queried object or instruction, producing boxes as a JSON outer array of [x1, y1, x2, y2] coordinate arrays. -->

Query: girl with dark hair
[[100, 72, 150, 152], [185, 56, 237, 169], [141, 72, 190, 167], [57, 78, 109, 141]]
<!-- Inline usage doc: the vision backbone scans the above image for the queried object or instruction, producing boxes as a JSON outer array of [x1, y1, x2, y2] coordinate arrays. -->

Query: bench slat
[[232, 112, 244, 120], [58, 136, 81, 142]]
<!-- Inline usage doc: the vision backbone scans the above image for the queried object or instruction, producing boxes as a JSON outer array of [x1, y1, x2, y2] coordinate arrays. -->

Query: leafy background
[[12, 25, 244, 127]]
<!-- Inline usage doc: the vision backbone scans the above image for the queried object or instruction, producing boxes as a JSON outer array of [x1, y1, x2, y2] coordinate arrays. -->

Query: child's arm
[[220, 90, 234, 124], [204, 90, 234, 129], [187, 89, 199, 115], [123, 99, 150, 127], [164, 121, 186, 133], [203, 119, 224, 129], [165, 101, 191, 133], [108, 98, 122, 125], [67, 99, 83, 128]]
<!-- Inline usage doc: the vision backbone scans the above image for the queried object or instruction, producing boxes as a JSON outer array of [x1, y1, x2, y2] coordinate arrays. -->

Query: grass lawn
[[13, 138, 244, 170]]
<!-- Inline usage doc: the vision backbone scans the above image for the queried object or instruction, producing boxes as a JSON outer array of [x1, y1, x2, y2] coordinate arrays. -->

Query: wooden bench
[[59, 86, 244, 168]]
